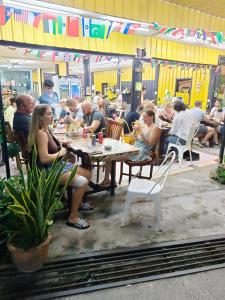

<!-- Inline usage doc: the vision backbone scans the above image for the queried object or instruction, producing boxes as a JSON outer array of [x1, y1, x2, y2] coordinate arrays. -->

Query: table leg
[[111, 160, 116, 196]]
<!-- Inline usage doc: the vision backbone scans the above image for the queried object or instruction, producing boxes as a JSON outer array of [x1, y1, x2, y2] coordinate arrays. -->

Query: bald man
[[13, 94, 34, 139], [81, 101, 106, 134]]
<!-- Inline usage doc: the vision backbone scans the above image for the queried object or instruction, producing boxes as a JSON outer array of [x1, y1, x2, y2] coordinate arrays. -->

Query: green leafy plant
[[0, 176, 24, 234], [4, 147, 77, 250], [212, 164, 225, 184]]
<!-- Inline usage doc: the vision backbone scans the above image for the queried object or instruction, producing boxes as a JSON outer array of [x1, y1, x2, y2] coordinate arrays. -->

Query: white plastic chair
[[165, 126, 199, 165], [121, 151, 176, 227]]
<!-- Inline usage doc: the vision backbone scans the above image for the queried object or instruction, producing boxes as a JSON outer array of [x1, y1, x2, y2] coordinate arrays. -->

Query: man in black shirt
[[81, 101, 106, 134], [13, 94, 34, 139]]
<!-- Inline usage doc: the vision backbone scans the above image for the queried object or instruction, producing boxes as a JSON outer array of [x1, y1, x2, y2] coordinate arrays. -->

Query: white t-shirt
[[190, 107, 206, 125], [93, 95, 100, 109], [170, 110, 194, 141]]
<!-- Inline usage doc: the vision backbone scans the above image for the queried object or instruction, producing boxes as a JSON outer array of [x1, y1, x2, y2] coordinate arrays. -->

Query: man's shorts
[[197, 125, 208, 134]]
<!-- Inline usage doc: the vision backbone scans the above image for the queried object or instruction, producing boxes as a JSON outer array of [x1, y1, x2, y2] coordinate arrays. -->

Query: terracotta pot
[[7, 234, 51, 273]]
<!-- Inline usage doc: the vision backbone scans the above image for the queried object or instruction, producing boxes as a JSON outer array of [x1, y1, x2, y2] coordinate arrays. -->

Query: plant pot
[[7, 234, 51, 273]]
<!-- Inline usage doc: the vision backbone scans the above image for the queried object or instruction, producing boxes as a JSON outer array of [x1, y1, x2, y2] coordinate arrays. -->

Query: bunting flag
[[82, 17, 90, 37], [0, 4, 224, 47], [95, 55, 102, 62], [52, 51, 56, 62], [5, 6, 14, 24], [57, 15, 67, 34], [66, 16, 79, 37], [33, 12, 42, 28], [14, 9, 28, 23], [90, 19, 106, 39], [0, 5, 5, 25]]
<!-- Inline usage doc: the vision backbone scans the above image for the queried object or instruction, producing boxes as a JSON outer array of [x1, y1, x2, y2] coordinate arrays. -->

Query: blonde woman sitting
[[28, 104, 92, 230], [100, 110, 161, 186], [157, 102, 175, 123]]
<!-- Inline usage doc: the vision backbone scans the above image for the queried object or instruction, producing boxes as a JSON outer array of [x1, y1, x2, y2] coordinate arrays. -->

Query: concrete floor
[[59, 268, 225, 300], [2, 146, 225, 300], [49, 154, 224, 258]]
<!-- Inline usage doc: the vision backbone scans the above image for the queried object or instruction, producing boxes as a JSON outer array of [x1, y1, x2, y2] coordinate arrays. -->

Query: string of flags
[[0, 4, 224, 46], [22, 48, 219, 73], [23, 49, 114, 63]]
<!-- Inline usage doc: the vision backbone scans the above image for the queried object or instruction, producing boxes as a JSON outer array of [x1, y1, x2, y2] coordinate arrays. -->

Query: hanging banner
[[0, 4, 224, 47]]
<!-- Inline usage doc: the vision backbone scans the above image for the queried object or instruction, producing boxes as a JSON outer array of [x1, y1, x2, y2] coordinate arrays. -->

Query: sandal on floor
[[66, 219, 90, 230], [78, 202, 95, 211]]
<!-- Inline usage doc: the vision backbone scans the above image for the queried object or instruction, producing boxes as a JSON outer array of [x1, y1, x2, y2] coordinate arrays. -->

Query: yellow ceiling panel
[[167, 0, 225, 19]]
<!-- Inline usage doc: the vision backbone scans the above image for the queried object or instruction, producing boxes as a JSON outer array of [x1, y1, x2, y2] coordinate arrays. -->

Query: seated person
[[28, 104, 92, 230], [4, 96, 16, 127], [164, 101, 194, 154], [81, 101, 106, 134], [191, 100, 218, 147], [101, 110, 161, 186], [209, 100, 221, 120], [97, 96, 111, 117], [58, 98, 69, 122], [59, 99, 83, 125], [124, 105, 144, 135], [93, 91, 102, 110], [157, 102, 174, 123], [13, 94, 34, 139]]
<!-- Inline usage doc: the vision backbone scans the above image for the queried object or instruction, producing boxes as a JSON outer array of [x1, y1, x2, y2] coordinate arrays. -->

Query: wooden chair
[[105, 118, 124, 140], [4, 121, 28, 170], [119, 152, 155, 184]]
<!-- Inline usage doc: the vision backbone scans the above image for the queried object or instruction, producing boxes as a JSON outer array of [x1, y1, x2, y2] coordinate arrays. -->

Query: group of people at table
[[8, 79, 224, 230]]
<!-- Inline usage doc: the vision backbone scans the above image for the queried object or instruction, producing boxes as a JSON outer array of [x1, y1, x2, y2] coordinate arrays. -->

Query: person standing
[[39, 79, 59, 117]]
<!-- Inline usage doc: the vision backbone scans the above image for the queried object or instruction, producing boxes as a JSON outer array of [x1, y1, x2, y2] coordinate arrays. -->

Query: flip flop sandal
[[78, 202, 95, 211], [66, 219, 90, 230]]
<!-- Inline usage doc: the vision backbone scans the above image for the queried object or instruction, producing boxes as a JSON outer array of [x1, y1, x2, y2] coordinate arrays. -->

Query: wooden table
[[53, 129, 139, 195]]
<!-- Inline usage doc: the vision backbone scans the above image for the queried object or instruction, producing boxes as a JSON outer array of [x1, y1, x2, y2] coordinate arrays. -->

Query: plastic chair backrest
[[147, 151, 176, 195], [185, 126, 199, 146]]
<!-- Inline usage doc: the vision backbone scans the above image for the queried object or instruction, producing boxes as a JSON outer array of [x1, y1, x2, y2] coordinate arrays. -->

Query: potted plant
[[5, 149, 77, 273], [0, 175, 23, 260]]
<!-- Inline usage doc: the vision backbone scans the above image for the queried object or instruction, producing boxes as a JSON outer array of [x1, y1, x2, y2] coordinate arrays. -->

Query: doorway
[[175, 78, 192, 105], [101, 82, 108, 95]]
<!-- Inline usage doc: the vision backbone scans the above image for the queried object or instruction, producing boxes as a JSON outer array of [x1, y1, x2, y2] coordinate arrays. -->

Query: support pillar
[[131, 58, 143, 111], [0, 82, 10, 178], [117, 68, 121, 90], [83, 57, 91, 96]]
